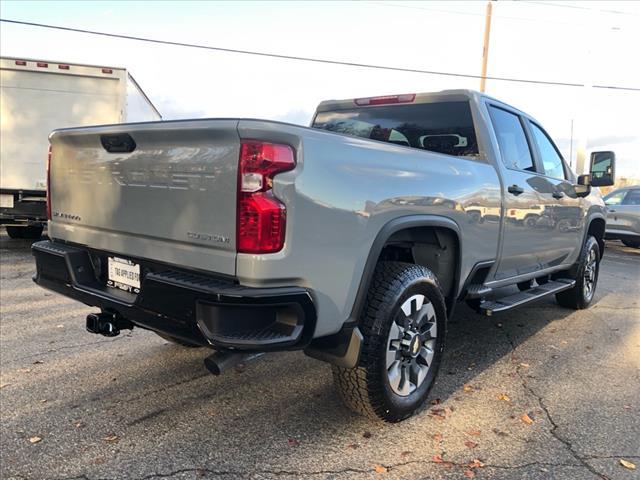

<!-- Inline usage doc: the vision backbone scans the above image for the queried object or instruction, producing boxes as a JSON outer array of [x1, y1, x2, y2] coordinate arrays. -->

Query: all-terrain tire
[[332, 261, 447, 422], [555, 236, 600, 309], [6, 225, 44, 239], [6, 226, 24, 238]]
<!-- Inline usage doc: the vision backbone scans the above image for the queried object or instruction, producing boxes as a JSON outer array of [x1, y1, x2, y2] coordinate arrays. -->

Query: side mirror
[[589, 151, 615, 187]]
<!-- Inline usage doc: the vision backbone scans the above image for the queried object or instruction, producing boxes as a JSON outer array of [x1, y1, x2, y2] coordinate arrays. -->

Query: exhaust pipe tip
[[204, 351, 263, 376]]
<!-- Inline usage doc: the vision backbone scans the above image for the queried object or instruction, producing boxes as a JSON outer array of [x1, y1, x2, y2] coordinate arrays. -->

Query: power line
[[520, 1, 640, 16], [1, 18, 639, 92], [368, 1, 587, 26]]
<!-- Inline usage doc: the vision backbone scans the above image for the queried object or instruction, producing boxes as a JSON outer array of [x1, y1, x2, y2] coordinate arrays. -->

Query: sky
[[1, 0, 639, 177]]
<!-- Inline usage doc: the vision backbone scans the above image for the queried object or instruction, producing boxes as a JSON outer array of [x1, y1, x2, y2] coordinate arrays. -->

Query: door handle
[[552, 191, 565, 199], [608, 209, 616, 213], [507, 184, 525, 195]]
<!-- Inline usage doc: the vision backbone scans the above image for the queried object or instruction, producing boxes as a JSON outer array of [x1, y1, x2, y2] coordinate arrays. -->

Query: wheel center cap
[[411, 336, 421, 356], [401, 334, 421, 358]]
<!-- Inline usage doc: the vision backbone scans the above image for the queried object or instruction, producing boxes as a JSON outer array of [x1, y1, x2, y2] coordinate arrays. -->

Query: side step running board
[[479, 279, 575, 316]]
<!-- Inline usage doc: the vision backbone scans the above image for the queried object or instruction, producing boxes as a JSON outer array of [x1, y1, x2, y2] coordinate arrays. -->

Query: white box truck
[[0, 56, 161, 238]]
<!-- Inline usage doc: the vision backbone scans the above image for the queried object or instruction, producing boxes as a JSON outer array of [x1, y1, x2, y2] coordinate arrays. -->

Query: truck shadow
[[3, 237, 638, 478]]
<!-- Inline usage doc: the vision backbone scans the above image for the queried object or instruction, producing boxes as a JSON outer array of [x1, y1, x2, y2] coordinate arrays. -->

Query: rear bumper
[[32, 240, 316, 351], [0, 189, 47, 225]]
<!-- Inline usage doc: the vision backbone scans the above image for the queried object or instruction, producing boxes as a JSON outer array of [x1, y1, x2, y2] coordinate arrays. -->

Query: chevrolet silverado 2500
[[32, 90, 615, 422]]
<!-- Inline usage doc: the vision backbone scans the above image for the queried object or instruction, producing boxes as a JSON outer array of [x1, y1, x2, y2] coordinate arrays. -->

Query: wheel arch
[[586, 215, 606, 259], [305, 216, 462, 368], [348, 215, 462, 324]]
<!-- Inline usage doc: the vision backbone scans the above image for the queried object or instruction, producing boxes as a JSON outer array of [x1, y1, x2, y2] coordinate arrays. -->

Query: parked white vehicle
[[0, 56, 161, 238]]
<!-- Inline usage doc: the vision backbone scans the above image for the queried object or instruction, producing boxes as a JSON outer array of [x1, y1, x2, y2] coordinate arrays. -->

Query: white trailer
[[0, 56, 161, 238]]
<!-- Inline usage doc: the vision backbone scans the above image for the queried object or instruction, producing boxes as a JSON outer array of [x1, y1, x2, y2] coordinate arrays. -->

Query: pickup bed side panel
[[236, 121, 502, 338], [48, 120, 240, 276]]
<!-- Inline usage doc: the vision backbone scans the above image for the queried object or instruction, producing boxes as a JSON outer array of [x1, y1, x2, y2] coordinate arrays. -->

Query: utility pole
[[479, 1, 493, 92]]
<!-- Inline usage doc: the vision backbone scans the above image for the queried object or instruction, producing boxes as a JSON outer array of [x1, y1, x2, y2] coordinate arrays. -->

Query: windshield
[[312, 101, 479, 157]]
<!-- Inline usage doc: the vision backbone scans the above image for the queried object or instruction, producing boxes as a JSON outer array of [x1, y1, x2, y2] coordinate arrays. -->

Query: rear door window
[[312, 101, 478, 157], [487, 106, 535, 172], [623, 189, 640, 205]]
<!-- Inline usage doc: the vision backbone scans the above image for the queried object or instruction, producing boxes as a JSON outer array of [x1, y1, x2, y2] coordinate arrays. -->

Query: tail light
[[237, 141, 295, 253], [46, 146, 52, 220]]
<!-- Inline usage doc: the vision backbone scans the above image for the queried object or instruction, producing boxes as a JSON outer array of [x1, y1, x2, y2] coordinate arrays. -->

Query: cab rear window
[[312, 101, 478, 157]]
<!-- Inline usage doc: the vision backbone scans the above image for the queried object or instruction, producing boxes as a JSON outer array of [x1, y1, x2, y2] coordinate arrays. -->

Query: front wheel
[[332, 261, 447, 422], [556, 235, 600, 309]]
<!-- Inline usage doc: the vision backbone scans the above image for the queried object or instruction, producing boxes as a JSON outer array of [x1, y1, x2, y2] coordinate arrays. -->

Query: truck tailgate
[[48, 120, 240, 276]]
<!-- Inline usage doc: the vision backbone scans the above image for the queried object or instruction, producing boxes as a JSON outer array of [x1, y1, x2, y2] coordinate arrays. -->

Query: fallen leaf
[[623, 405, 632, 410], [463, 384, 474, 392], [18, 368, 31, 373], [430, 398, 441, 405], [287, 438, 299, 447], [620, 459, 636, 470], [521, 413, 534, 425], [432, 433, 443, 442], [468, 459, 485, 469], [363, 431, 372, 439], [519, 363, 530, 368], [492, 428, 508, 437], [463, 469, 476, 479], [40, 399, 48, 404], [94, 457, 106, 465], [400, 451, 412, 457], [102, 434, 119, 443], [464, 440, 478, 449], [74, 422, 85, 429], [429, 406, 453, 420], [498, 393, 511, 402], [234, 363, 246, 373], [432, 454, 444, 463], [0, 383, 9, 389], [33, 360, 44, 365], [346, 443, 359, 449], [374, 464, 388, 474], [467, 429, 482, 436], [29, 436, 42, 444]]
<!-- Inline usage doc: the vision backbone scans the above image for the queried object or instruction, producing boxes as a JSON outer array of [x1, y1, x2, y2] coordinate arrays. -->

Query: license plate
[[0, 194, 14, 209], [107, 257, 141, 294]]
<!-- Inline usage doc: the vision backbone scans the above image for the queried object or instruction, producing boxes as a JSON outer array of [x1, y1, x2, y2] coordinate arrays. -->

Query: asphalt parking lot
[[1, 232, 638, 480]]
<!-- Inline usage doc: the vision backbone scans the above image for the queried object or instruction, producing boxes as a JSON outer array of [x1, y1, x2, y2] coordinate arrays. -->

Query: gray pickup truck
[[33, 90, 615, 422]]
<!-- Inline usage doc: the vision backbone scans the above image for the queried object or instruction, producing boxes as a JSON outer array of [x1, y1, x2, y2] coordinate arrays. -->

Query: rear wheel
[[155, 332, 202, 348], [5, 226, 23, 239], [332, 261, 446, 422], [6, 225, 44, 239], [556, 235, 600, 309], [21, 225, 44, 239], [622, 239, 640, 249]]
